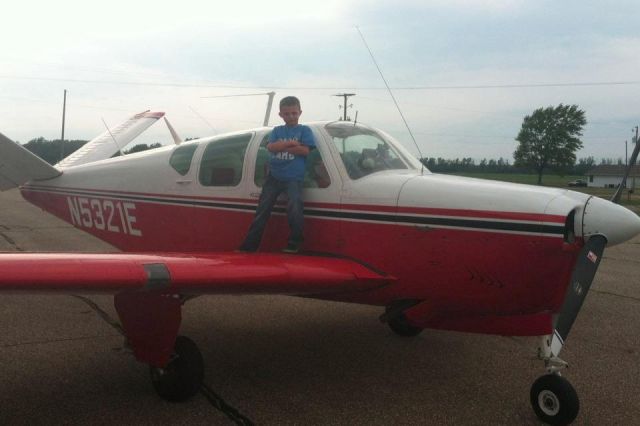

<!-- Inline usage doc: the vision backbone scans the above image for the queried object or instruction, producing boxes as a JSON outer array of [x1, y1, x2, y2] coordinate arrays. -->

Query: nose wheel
[[150, 335, 204, 402], [530, 374, 579, 425]]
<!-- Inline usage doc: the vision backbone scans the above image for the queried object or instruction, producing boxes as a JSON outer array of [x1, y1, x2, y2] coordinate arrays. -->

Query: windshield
[[326, 122, 408, 179]]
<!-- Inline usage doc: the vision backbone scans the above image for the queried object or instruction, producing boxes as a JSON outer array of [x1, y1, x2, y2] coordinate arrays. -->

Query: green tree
[[513, 104, 586, 184], [23, 137, 88, 165], [123, 143, 162, 154]]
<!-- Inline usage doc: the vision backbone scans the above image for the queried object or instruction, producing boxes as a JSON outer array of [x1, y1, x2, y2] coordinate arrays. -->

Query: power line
[[2, 75, 640, 90]]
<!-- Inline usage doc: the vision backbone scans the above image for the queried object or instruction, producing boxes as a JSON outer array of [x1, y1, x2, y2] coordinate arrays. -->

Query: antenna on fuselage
[[355, 26, 424, 174], [163, 117, 183, 145], [101, 117, 122, 157]]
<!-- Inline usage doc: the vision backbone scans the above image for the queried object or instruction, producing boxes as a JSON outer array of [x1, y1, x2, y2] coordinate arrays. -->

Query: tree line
[[20, 137, 162, 165], [420, 156, 600, 176]]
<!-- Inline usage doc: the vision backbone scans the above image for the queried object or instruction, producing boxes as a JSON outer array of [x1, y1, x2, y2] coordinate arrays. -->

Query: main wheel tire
[[150, 335, 204, 402], [387, 314, 424, 337], [530, 374, 579, 425]]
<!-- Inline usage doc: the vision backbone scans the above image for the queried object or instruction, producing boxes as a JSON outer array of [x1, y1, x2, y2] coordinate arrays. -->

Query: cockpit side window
[[326, 123, 407, 179], [304, 149, 331, 188], [169, 143, 198, 176], [254, 131, 331, 189], [199, 133, 252, 187]]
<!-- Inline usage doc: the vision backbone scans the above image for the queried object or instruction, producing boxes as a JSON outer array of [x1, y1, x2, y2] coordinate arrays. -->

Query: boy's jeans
[[239, 175, 304, 252]]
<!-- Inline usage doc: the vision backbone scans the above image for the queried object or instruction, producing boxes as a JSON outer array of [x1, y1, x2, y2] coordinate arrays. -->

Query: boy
[[239, 96, 316, 253]]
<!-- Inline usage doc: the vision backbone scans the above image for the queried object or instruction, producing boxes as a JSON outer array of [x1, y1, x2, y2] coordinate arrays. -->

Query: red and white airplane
[[1, 111, 639, 425]]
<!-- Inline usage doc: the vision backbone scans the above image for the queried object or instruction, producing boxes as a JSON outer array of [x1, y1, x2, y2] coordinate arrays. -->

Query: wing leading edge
[[0, 252, 392, 294]]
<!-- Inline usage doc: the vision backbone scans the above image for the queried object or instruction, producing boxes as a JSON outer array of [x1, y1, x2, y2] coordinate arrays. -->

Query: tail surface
[[0, 133, 61, 191]]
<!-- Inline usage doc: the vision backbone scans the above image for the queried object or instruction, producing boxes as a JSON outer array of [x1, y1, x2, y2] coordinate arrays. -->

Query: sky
[[1, 0, 639, 162]]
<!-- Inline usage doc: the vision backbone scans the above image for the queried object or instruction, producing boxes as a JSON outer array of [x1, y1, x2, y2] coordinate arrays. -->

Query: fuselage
[[19, 121, 640, 336]]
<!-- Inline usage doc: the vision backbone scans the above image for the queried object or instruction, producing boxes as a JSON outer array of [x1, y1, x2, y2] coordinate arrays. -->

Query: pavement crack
[[603, 255, 640, 265], [591, 288, 640, 303], [2, 333, 121, 348], [0, 231, 24, 251]]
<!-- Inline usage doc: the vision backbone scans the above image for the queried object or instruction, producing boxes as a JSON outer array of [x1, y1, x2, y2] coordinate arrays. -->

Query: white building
[[586, 165, 640, 189]]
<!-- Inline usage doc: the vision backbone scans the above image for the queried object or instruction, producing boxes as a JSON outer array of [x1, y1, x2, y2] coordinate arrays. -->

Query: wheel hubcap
[[538, 390, 560, 416]]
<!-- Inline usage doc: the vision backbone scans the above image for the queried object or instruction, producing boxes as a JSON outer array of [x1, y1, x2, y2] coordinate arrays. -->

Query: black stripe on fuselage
[[22, 185, 565, 236]]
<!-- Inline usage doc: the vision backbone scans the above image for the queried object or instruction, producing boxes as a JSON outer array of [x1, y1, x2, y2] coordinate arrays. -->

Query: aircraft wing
[[0, 132, 61, 191], [0, 252, 392, 295], [55, 111, 165, 169]]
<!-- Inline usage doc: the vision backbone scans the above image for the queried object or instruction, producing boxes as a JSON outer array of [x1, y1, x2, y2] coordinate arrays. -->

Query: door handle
[[176, 180, 192, 184]]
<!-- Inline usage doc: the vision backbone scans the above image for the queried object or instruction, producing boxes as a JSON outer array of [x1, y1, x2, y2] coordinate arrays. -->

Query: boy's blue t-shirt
[[268, 124, 316, 181]]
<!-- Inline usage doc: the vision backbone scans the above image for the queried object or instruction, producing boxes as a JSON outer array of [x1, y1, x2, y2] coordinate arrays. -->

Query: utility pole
[[333, 93, 356, 121], [631, 126, 639, 193], [263, 92, 276, 127], [625, 140, 628, 166], [60, 89, 67, 162]]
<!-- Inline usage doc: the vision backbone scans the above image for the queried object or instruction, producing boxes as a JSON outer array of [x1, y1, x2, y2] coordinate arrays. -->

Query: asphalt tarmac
[[0, 188, 638, 425]]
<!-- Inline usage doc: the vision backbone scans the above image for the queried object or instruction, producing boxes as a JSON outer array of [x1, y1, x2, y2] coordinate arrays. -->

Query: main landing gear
[[381, 300, 424, 337], [387, 312, 424, 337], [150, 335, 204, 402], [74, 293, 205, 402]]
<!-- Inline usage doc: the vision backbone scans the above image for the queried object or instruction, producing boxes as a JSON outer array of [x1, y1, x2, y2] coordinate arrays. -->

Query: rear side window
[[199, 134, 252, 187], [169, 144, 198, 175]]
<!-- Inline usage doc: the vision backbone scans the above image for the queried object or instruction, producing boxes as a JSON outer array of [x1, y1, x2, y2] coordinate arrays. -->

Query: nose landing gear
[[531, 335, 580, 425], [530, 374, 579, 425]]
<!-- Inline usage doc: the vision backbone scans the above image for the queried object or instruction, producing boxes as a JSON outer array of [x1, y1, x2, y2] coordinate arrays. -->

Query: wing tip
[[134, 111, 165, 119]]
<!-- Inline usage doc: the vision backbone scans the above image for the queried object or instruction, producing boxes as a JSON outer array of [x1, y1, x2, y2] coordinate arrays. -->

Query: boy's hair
[[279, 96, 301, 109]]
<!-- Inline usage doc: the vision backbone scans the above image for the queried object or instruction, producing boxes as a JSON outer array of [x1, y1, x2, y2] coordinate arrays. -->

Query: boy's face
[[279, 105, 302, 126]]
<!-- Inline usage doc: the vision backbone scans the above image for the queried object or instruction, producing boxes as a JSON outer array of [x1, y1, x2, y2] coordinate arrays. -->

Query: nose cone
[[583, 196, 640, 246]]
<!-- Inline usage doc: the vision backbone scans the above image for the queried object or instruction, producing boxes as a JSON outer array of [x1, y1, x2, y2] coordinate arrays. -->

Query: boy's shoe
[[282, 241, 302, 254]]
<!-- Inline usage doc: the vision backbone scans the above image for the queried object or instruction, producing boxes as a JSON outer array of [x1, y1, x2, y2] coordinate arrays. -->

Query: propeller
[[549, 234, 607, 357], [611, 136, 640, 204]]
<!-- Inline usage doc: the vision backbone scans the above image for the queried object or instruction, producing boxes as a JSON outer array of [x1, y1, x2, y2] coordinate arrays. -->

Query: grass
[[442, 171, 640, 210]]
